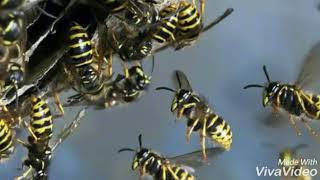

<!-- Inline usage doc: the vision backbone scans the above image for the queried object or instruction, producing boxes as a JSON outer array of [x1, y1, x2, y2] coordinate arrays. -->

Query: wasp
[[243, 65, 320, 139], [67, 58, 153, 108], [107, 28, 153, 62], [104, 60, 153, 107], [156, 70, 232, 160], [119, 134, 224, 180], [16, 95, 86, 180], [278, 144, 312, 180], [67, 22, 94, 68]]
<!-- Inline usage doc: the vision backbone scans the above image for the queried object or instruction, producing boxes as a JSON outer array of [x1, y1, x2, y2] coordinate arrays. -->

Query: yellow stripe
[[31, 116, 52, 125], [153, 34, 166, 42], [69, 33, 88, 40], [180, 17, 201, 31], [70, 25, 83, 31], [71, 50, 93, 59], [1, 0, 9, 7], [179, 5, 195, 17], [0, 124, 7, 137], [74, 59, 93, 67], [4, 21, 14, 33], [69, 41, 91, 48], [3, 40, 14, 46], [161, 27, 175, 40], [32, 100, 46, 110], [0, 138, 12, 152], [179, 10, 198, 24], [167, 20, 177, 29], [32, 108, 50, 118], [207, 115, 219, 128], [0, 130, 11, 147], [33, 125, 52, 135]]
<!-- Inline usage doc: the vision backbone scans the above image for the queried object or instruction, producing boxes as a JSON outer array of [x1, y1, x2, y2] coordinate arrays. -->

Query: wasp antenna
[[202, 8, 234, 33], [263, 65, 271, 83], [243, 84, 265, 89], [36, 6, 57, 19], [118, 148, 135, 153], [155, 87, 176, 93], [14, 84, 19, 112], [138, 134, 143, 148], [151, 55, 155, 75]]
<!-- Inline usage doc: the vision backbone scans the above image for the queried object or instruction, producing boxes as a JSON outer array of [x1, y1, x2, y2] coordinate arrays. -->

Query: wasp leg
[[53, 91, 64, 117], [107, 49, 113, 78], [186, 118, 199, 143], [178, 103, 196, 118], [162, 165, 167, 180], [166, 164, 179, 179], [302, 118, 319, 139], [51, 108, 86, 151], [120, 61, 129, 78], [289, 115, 302, 136], [23, 120, 38, 142], [16, 139, 29, 148], [1, 106, 16, 126], [200, 118, 208, 161], [15, 165, 33, 180]]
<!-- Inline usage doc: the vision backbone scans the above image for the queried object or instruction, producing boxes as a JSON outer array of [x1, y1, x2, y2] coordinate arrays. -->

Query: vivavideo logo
[[256, 158, 318, 177]]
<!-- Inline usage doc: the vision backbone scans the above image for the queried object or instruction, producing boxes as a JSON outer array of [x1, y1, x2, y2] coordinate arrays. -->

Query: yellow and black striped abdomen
[[152, 16, 178, 43], [30, 95, 53, 141], [0, 119, 13, 154], [177, 2, 201, 35], [164, 165, 195, 180], [68, 23, 93, 68], [206, 113, 232, 150]]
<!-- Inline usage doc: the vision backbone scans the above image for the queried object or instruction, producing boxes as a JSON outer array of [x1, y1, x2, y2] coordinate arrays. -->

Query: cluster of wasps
[[0, 0, 236, 179], [0, 0, 319, 179]]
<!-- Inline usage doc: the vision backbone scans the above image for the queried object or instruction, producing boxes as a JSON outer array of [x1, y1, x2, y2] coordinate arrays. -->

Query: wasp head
[[244, 65, 280, 107]]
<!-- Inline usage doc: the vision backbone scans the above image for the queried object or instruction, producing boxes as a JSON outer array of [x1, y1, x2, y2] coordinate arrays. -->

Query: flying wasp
[[15, 95, 86, 180], [119, 134, 225, 180], [279, 144, 312, 180], [156, 70, 232, 160], [243, 65, 320, 139]]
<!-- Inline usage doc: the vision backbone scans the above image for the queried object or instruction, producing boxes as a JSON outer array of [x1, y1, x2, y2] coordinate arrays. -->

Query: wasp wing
[[295, 42, 320, 93], [51, 108, 86, 152], [168, 147, 225, 169], [174, 70, 193, 91]]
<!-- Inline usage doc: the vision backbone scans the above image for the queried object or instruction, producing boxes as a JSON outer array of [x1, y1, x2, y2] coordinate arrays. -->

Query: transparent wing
[[263, 112, 289, 128], [51, 108, 86, 151], [168, 147, 225, 168], [174, 70, 193, 91], [295, 42, 320, 93]]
